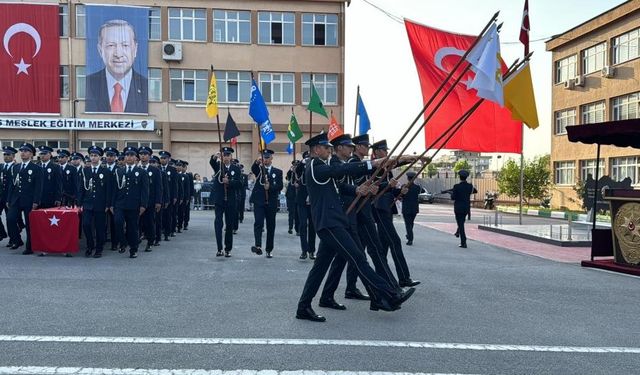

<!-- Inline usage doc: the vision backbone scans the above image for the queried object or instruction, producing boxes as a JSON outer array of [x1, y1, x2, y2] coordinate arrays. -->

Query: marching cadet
[[150, 155, 168, 247], [371, 140, 420, 288], [159, 151, 178, 241], [401, 171, 421, 246], [6, 143, 43, 254], [104, 147, 119, 251], [112, 146, 149, 258], [236, 162, 248, 230], [296, 133, 416, 322], [38, 146, 63, 209], [250, 149, 283, 258], [116, 155, 125, 168], [449, 169, 477, 248], [78, 146, 113, 258], [209, 147, 242, 257], [57, 150, 78, 206], [294, 151, 316, 259], [285, 161, 299, 235], [71, 152, 84, 172], [182, 161, 194, 231], [175, 161, 188, 233], [138, 147, 163, 252], [0, 146, 18, 244]]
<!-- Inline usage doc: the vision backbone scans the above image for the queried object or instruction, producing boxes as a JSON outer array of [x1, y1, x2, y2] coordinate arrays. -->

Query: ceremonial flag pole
[[353, 85, 360, 135], [206, 65, 227, 200], [519, 0, 530, 225], [308, 75, 329, 137]]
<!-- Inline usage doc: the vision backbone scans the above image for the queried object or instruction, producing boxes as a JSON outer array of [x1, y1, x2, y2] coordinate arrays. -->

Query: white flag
[[465, 22, 503, 106]]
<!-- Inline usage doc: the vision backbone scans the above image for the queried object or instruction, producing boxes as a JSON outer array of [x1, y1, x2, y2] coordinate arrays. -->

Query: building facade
[[0, 0, 348, 178], [546, 0, 640, 210]]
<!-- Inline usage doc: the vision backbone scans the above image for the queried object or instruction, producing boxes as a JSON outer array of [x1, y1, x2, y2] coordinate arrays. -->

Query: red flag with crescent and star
[[405, 19, 522, 153], [0, 3, 59, 114]]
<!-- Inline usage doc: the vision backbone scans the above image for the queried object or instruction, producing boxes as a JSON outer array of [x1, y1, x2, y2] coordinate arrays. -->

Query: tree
[[453, 159, 471, 173], [497, 155, 551, 205], [427, 163, 438, 177]]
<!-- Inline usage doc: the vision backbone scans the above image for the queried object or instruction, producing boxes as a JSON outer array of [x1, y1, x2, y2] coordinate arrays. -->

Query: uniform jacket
[[160, 164, 178, 202], [374, 170, 401, 214], [112, 165, 149, 210], [78, 165, 113, 211], [60, 163, 78, 201], [209, 157, 243, 205], [160, 168, 170, 205], [451, 181, 477, 213], [250, 162, 283, 207], [0, 162, 16, 207], [178, 173, 190, 201], [401, 183, 421, 215], [294, 160, 309, 206], [40, 161, 63, 207], [8, 162, 43, 209], [285, 169, 297, 200], [140, 164, 163, 207]]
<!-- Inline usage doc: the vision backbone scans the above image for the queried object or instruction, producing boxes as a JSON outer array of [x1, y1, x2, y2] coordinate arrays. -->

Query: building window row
[[554, 91, 640, 134], [554, 108, 575, 135], [579, 159, 605, 182], [554, 157, 640, 186], [60, 5, 338, 47], [554, 161, 575, 185]]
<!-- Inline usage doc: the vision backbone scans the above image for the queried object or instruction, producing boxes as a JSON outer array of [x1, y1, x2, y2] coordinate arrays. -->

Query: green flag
[[288, 113, 303, 143], [307, 84, 328, 118]]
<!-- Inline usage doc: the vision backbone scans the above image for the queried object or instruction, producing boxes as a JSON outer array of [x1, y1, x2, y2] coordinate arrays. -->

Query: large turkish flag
[[0, 3, 59, 114], [30, 208, 79, 253], [405, 20, 522, 153]]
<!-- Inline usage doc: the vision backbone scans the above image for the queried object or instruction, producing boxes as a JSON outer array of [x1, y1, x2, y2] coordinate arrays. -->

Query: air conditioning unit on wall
[[574, 75, 585, 87], [162, 41, 183, 61], [601, 66, 615, 78], [564, 78, 575, 90]]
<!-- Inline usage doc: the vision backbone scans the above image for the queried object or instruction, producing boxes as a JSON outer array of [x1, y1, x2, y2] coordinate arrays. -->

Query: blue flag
[[357, 93, 371, 135], [286, 142, 293, 155], [249, 79, 276, 144]]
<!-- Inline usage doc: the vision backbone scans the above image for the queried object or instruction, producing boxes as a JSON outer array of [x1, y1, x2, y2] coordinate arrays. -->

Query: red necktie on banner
[[111, 82, 124, 112], [405, 20, 522, 153], [0, 3, 59, 114]]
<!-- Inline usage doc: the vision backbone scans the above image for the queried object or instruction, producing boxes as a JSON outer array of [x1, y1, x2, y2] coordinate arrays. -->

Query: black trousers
[[82, 208, 106, 251], [455, 209, 468, 246], [142, 206, 156, 246], [238, 194, 245, 222], [0, 205, 7, 239], [375, 209, 412, 284], [215, 202, 237, 251], [155, 205, 163, 242], [253, 203, 276, 251], [296, 203, 316, 254], [162, 203, 174, 236], [115, 208, 140, 253], [287, 198, 299, 232], [321, 223, 364, 300], [403, 212, 417, 242], [357, 208, 400, 290], [298, 226, 398, 309], [106, 210, 117, 248], [176, 202, 185, 230], [7, 205, 32, 250], [184, 198, 191, 227]]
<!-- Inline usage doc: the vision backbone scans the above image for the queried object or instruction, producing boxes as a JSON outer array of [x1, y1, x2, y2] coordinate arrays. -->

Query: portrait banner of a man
[[85, 5, 148, 114]]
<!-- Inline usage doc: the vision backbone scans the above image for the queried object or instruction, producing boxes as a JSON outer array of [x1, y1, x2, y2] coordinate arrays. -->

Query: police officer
[[209, 147, 242, 257], [138, 147, 163, 252], [296, 133, 416, 322], [57, 149, 78, 206], [104, 147, 119, 250], [294, 151, 316, 260], [112, 146, 149, 258], [71, 152, 84, 172], [78, 146, 113, 258], [401, 171, 421, 246], [175, 160, 188, 233], [250, 149, 283, 258], [38, 146, 63, 209], [159, 152, 178, 240], [285, 161, 299, 235], [7, 143, 43, 254], [0, 146, 18, 243], [450, 169, 476, 248], [150, 155, 168, 246], [182, 161, 194, 231]]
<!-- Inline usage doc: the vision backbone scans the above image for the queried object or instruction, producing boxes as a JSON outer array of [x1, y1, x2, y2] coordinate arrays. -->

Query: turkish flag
[[0, 3, 59, 114], [405, 20, 522, 153], [29, 208, 80, 253]]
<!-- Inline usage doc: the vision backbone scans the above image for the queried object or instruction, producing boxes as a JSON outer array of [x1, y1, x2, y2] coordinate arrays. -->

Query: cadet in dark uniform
[[209, 147, 243, 257], [104, 147, 119, 250], [0, 146, 18, 244], [112, 146, 149, 258], [237, 163, 248, 227], [183, 161, 194, 230], [285, 162, 299, 235], [250, 149, 283, 258], [138, 147, 163, 252], [37, 146, 63, 209], [7, 143, 43, 254], [401, 171, 421, 246], [78, 146, 114, 258], [71, 152, 84, 172], [294, 151, 316, 259], [175, 160, 186, 233], [296, 133, 416, 322], [57, 150, 78, 206], [150, 155, 168, 246], [159, 151, 178, 241], [450, 170, 476, 248]]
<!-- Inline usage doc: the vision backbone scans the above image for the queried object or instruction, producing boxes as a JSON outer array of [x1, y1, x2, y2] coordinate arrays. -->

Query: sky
[[343, 0, 627, 166]]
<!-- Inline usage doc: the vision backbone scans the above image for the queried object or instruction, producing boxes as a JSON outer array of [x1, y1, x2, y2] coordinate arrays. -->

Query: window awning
[[566, 119, 640, 149]]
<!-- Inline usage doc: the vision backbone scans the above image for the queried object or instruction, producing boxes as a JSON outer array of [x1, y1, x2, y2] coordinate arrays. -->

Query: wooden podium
[[604, 189, 640, 267]]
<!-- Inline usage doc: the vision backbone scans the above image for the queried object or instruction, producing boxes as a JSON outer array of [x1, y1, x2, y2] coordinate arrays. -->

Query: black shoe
[[390, 287, 416, 308], [406, 240, 413, 246], [170, 233, 176, 237], [288, 229, 293, 234], [295, 307, 326, 322], [399, 279, 421, 287], [177, 229, 182, 233], [369, 298, 399, 312], [295, 232, 300, 236], [164, 236, 170, 241], [21, 249, 33, 255], [319, 299, 346, 310], [309, 252, 316, 260], [266, 251, 272, 258], [6, 242, 13, 248], [183, 227, 188, 231], [11, 241, 24, 250], [224, 251, 231, 258], [251, 246, 263, 255], [459, 244, 467, 248], [216, 250, 223, 257], [130, 252, 138, 259], [93, 251, 102, 258], [153, 241, 160, 246], [64, 253, 73, 257], [85, 249, 93, 257], [233, 230, 237, 235], [454, 232, 460, 238], [299, 253, 307, 260], [344, 289, 370, 301], [144, 244, 152, 252], [118, 246, 126, 254]]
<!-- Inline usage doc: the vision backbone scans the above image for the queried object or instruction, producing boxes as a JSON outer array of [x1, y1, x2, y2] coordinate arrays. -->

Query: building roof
[[546, 0, 639, 51]]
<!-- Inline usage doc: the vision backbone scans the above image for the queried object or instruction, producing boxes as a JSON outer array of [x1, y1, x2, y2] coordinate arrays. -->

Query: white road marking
[[0, 335, 638, 354], [0, 368, 488, 375]]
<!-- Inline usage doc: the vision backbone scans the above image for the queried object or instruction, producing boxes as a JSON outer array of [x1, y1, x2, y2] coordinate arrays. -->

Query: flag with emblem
[[328, 113, 344, 139], [286, 142, 294, 155], [249, 79, 276, 145], [465, 22, 503, 106], [29, 208, 80, 253], [206, 68, 219, 118], [288, 113, 303, 143]]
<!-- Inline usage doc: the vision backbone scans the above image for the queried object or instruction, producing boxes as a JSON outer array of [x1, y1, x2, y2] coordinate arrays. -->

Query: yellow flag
[[206, 71, 218, 118], [504, 62, 539, 129]]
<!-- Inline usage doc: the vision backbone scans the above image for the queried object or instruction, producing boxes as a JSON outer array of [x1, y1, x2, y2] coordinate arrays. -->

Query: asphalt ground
[[0, 204, 638, 375]]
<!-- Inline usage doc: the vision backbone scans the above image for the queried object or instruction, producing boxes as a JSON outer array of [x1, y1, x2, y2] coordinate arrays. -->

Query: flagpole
[[519, 135, 524, 225], [309, 73, 314, 138], [353, 85, 360, 136], [291, 107, 296, 161]]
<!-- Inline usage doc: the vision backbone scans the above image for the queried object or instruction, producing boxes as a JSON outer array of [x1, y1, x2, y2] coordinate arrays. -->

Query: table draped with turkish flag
[[0, 3, 59, 114], [29, 208, 80, 254]]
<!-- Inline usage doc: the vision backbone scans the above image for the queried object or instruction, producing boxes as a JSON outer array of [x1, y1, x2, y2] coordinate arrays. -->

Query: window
[[259, 73, 294, 104], [148, 68, 162, 102], [216, 71, 251, 103], [555, 55, 576, 84], [59, 5, 69, 37], [613, 28, 640, 64], [170, 69, 208, 102], [149, 7, 161, 41], [302, 13, 338, 46], [33, 140, 69, 149], [611, 157, 639, 185], [580, 159, 605, 182], [258, 12, 295, 45], [0, 140, 23, 148], [554, 108, 575, 135], [80, 140, 118, 150], [582, 42, 606, 75], [214, 10, 251, 43], [75, 66, 86, 100], [60, 66, 69, 99], [554, 161, 575, 185], [75, 4, 85, 38], [126, 141, 163, 151], [169, 8, 207, 42], [302, 73, 338, 105], [612, 92, 640, 120], [581, 101, 605, 124]]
